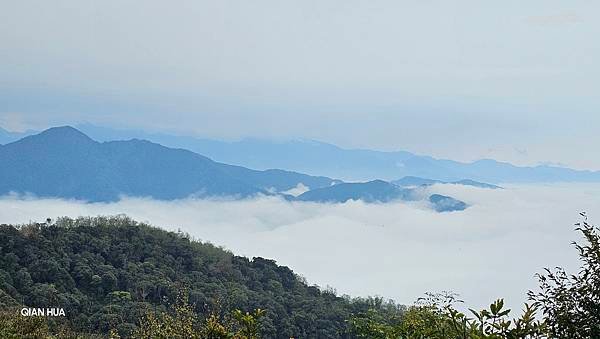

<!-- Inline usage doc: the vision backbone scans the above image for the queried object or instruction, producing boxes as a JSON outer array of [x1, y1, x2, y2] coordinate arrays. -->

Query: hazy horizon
[[2, 123, 598, 173], [2, 1, 600, 170]]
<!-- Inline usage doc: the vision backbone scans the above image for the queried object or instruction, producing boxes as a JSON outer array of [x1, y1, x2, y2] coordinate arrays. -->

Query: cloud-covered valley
[[2, 183, 598, 311]]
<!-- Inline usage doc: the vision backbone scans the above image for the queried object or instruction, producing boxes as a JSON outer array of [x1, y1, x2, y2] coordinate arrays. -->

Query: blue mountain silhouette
[[0, 127, 338, 202], [73, 124, 600, 183], [393, 176, 501, 189]]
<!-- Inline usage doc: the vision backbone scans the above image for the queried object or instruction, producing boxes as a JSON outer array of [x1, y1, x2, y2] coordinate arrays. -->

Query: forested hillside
[[2, 215, 599, 338], [0, 216, 401, 338]]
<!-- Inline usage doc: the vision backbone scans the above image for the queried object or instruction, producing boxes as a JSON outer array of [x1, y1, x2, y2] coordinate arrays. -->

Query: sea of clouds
[[2, 183, 599, 311]]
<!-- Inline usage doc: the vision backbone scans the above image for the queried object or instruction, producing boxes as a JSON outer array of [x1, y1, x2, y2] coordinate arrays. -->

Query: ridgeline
[[0, 216, 401, 338]]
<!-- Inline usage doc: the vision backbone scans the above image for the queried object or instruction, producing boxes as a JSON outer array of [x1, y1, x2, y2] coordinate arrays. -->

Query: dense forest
[[1, 214, 599, 338], [0, 216, 402, 338]]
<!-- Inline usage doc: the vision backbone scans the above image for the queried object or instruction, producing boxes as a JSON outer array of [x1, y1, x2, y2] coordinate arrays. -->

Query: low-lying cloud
[[2, 183, 599, 311]]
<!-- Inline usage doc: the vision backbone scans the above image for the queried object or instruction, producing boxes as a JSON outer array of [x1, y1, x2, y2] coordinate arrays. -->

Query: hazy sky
[[1, 1, 599, 168], [2, 183, 597, 310]]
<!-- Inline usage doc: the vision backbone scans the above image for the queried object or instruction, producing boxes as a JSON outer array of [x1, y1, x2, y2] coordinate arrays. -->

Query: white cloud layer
[[1, 183, 599, 311]]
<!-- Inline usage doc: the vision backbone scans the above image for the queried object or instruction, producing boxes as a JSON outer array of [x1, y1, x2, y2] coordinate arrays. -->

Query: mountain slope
[[0, 127, 338, 202], [296, 180, 412, 203], [296, 180, 468, 211], [0, 127, 35, 145], [453, 179, 501, 189], [429, 194, 469, 212], [76, 124, 600, 183], [0, 216, 400, 337], [393, 176, 501, 189]]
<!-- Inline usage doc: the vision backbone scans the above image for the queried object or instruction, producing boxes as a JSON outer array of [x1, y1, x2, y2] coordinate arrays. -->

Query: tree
[[133, 288, 266, 338], [349, 292, 545, 339], [199, 313, 231, 339], [529, 212, 600, 338], [0, 309, 50, 339], [134, 290, 200, 339], [1, 216, 401, 337], [232, 308, 265, 339]]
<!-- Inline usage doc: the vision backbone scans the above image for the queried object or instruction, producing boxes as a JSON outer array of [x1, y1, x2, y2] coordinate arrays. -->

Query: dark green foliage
[[0, 309, 51, 339], [4, 213, 594, 338], [529, 213, 600, 338], [0, 216, 401, 338], [349, 214, 600, 338], [349, 292, 545, 338]]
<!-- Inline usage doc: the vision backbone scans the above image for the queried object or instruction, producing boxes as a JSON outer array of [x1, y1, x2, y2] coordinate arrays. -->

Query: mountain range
[[0, 127, 469, 211], [0, 127, 337, 202], [2, 124, 599, 184], [74, 124, 600, 183]]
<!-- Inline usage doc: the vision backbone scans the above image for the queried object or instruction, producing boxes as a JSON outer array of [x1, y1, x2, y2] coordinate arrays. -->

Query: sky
[[1, 183, 597, 310], [1, 1, 599, 169]]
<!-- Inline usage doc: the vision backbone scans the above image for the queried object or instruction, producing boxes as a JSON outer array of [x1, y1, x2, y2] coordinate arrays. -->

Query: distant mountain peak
[[0, 127, 340, 202], [428, 194, 468, 212], [34, 126, 95, 143]]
